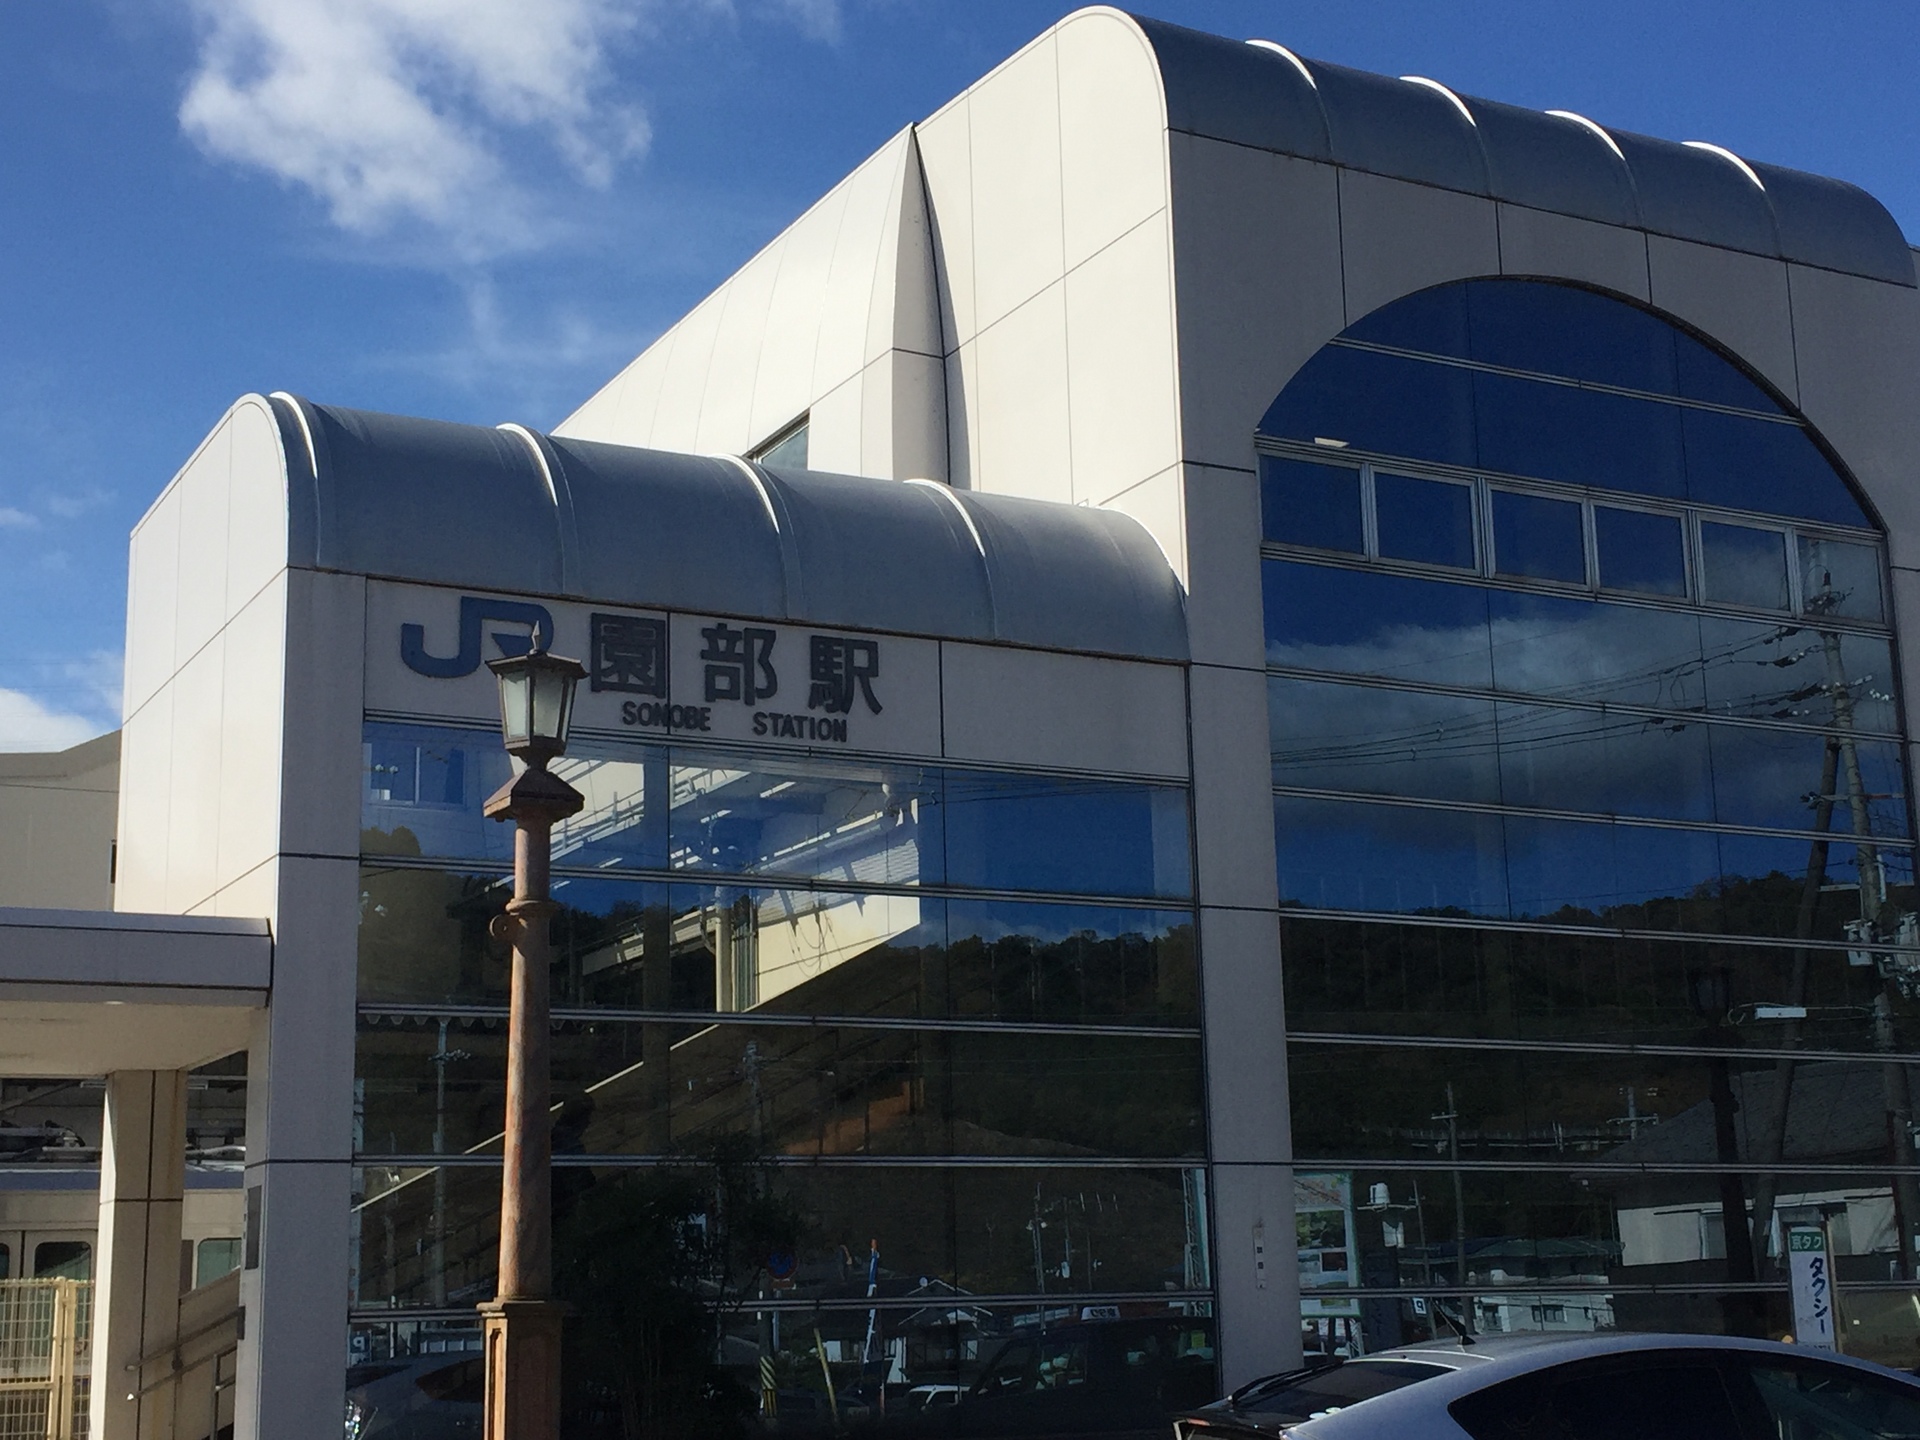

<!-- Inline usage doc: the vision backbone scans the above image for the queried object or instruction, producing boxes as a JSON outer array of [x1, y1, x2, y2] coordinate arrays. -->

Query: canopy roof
[[1134, 14, 1913, 286], [272, 397, 1188, 661]]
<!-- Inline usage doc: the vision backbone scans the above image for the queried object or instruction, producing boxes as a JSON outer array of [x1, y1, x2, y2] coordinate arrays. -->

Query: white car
[[1175, 1332, 1920, 1439]]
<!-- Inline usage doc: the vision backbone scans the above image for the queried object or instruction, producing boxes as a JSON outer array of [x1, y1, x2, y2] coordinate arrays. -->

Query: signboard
[[366, 582, 942, 758], [1786, 1225, 1836, 1349], [1296, 1171, 1361, 1319]]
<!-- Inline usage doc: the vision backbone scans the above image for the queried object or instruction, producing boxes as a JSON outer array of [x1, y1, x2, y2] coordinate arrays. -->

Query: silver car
[[1175, 1333, 1920, 1439]]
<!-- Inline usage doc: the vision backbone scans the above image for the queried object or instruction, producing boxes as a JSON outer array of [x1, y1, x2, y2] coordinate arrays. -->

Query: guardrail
[[0, 1278, 89, 1440]]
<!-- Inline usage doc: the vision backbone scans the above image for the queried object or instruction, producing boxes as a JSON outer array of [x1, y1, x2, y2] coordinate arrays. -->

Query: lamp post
[[479, 632, 585, 1440]]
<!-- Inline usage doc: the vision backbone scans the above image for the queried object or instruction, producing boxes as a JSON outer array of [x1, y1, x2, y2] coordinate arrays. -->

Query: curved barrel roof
[[271, 397, 1188, 661], [1131, 14, 1913, 287]]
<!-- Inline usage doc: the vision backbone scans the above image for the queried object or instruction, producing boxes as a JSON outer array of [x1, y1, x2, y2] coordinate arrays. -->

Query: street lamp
[[479, 631, 585, 1440]]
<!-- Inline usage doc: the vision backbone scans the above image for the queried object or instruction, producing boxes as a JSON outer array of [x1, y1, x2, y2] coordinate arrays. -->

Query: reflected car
[[343, 1354, 483, 1438], [929, 1316, 1216, 1438], [1175, 1333, 1920, 1439]]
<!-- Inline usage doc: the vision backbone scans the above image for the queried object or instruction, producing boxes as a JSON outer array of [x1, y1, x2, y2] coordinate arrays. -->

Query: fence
[[0, 1279, 89, 1440]]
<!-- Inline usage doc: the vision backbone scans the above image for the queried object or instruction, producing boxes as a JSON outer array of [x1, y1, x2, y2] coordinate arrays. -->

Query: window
[[1260, 455, 1364, 553], [1450, 1358, 1746, 1440], [749, 415, 809, 470], [1376, 472, 1475, 568], [1234, 1360, 1450, 1424], [1800, 534, 1883, 622], [1491, 490, 1584, 583], [1594, 506, 1686, 596], [33, 1242, 90, 1280], [195, 1237, 242, 1288], [1741, 1357, 1920, 1439], [1699, 521, 1790, 611]]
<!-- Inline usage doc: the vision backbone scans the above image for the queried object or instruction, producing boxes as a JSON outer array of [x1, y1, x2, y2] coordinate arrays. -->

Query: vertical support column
[[1182, 463, 1301, 1387], [90, 1069, 189, 1440]]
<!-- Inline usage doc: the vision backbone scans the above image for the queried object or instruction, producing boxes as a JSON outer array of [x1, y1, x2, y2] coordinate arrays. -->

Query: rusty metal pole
[[479, 763, 582, 1440]]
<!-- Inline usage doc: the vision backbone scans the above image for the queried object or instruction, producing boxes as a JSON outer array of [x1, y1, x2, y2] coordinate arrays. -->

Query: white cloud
[[0, 508, 36, 528], [0, 689, 107, 753], [178, 0, 658, 253]]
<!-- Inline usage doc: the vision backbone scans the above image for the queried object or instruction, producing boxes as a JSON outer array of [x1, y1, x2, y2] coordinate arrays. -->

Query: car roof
[[1293, 1333, 1920, 1438]]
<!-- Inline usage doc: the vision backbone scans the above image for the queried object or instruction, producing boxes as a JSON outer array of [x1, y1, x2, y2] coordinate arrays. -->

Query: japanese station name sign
[[365, 582, 942, 757]]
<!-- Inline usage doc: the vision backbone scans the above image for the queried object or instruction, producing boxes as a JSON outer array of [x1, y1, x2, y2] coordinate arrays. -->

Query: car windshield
[[1235, 1359, 1451, 1423]]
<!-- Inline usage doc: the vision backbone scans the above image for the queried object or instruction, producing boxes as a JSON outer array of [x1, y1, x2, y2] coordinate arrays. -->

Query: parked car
[[1175, 1332, 1920, 1439], [929, 1315, 1216, 1437], [344, 1353, 483, 1439]]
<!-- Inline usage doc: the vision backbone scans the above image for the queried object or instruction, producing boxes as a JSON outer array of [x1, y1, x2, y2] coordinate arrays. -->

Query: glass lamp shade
[[486, 645, 586, 765]]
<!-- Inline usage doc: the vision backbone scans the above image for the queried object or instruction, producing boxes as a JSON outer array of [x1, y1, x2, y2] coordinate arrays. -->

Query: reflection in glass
[[1594, 506, 1686, 597], [1682, 407, 1867, 527], [1280, 917, 1920, 1051], [1292, 1044, 1916, 1176], [1474, 371, 1686, 497], [352, 1161, 1209, 1310], [1801, 535, 1884, 623], [1261, 455, 1363, 553], [362, 724, 1190, 902], [1270, 279, 1870, 528], [349, 1308, 1218, 1439], [1289, 1163, 1903, 1293], [1700, 522, 1790, 612], [1493, 700, 1713, 824], [1491, 490, 1584, 583], [1488, 591, 1706, 712], [1274, 796, 1508, 918], [354, 1018, 1205, 1160], [1264, 561, 1493, 689], [1375, 472, 1475, 569], [1269, 678, 1499, 803], [1260, 346, 1476, 467], [1274, 795, 1915, 937], [357, 868, 1200, 1024]]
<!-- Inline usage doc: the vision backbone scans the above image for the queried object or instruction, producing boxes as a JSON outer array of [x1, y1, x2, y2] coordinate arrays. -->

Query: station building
[[8, 7, 1920, 1436]]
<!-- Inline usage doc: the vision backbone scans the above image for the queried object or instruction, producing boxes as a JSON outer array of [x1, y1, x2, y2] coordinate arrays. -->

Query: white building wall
[[558, 126, 945, 480], [0, 734, 119, 910], [119, 395, 366, 1440]]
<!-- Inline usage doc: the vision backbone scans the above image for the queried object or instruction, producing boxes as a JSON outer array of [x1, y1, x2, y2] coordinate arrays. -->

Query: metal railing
[[0, 1279, 90, 1440]]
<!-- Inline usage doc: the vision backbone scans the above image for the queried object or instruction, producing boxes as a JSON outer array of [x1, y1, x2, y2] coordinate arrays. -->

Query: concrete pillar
[[90, 1069, 189, 1440]]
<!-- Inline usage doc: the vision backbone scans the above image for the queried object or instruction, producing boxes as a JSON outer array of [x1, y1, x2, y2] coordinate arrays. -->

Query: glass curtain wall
[[1259, 279, 1920, 1361], [350, 720, 1211, 1433]]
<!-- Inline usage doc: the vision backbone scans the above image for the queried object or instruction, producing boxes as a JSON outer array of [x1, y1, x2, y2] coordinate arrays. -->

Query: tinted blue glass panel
[[1375, 472, 1475, 568], [1276, 795, 1914, 935], [1682, 409, 1868, 526], [1697, 618, 1898, 734], [1263, 560, 1493, 688], [1594, 506, 1687, 596], [939, 771, 1190, 900], [1494, 702, 1713, 824], [1474, 371, 1687, 497], [1491, 490, 1585, 582], [1799, 535, 1883, 622], [1259, 347, 1476, 466], [1504, 814, 1724, 926], [1341, 284, 1469, 358], [362, 724, 1189, 900], [1270, 676, 1500, 802], [1466, 280, 1678, 395], [1674, 332, 1782, 413], [1486, 591, 1706, 712], [1705, 726, 1909, 838], [1260, 455, 1363, 551], [1700, 521, 1790, 611], [1274, 796, 1508, 916]]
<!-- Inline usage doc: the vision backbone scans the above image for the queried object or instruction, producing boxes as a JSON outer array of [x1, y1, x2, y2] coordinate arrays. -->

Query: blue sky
[[1, 0, 1915, 748]]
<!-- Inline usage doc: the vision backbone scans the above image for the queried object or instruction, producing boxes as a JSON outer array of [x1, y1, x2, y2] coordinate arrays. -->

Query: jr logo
[[401, 596, 556, 678]]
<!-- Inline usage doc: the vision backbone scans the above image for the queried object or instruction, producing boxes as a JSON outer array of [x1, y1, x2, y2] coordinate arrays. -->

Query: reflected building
[[73, 9, 1920, 1438]]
